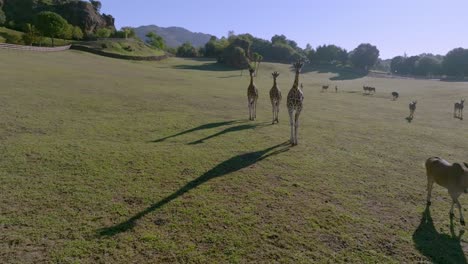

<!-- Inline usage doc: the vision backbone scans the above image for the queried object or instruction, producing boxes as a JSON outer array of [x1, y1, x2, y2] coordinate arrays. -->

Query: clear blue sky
[[100, 0, 468, 59]]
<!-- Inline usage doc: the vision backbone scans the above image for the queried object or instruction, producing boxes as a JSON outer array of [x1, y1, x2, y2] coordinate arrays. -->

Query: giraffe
[[270, 71, 282, 124], [287, 61, 304, 146], [247, 67, 259, 121]]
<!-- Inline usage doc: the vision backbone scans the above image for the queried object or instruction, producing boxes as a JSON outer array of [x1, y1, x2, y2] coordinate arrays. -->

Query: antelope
[[335, 85, 338, 93], [409, 100, 417, 119], [454, 99, 465, 120], [322, 85, 329, 92], [426, 157, 468, 225], [368, 87, 376, 94], [392, 92, 399, 100]]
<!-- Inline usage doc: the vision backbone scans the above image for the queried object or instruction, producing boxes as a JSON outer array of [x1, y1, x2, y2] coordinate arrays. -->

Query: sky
[[99, 0, 468, 59]]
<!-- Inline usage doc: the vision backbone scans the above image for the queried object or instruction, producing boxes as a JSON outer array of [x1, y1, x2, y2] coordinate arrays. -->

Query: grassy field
[[0, 50, 467, 263]]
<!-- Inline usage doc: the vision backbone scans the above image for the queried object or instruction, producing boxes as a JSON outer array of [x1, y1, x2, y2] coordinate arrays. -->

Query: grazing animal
[[363, 86, 375, 94], [363, 86, 369, 94], [426, 157, 468, 225], [247, 67, 259, 121], [287, 61, 304, 146], [409, 100, 417, 119], [335, 85, 338, 93], [392, 92, 399, 100], [270, 72, 282, 124], [454, 99, 465, 120], [322, 85, 329, 92], [368, 87, 376, 94]]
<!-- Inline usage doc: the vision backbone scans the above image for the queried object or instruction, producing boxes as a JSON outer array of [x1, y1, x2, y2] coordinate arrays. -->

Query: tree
[[252, 52, 263, 76], [0, 9, 6, 25], [314, 44, 346, 64], [60, 23, 73, 39], [22, 23, 40, 45], [443, 48, 468, 77], [121, 27, 135, 39], [349, 43, 380, 70], [90, 0, 102, 12], [35, 11, 68, 46], [390, 56, 405, 74], [415, 56, 441, 76], [72, 26, 83, 40], [271, 34, 287, 45], [96, 27, 111, 38], [145, 31, 165, 50], [176, 42, 198, 57]]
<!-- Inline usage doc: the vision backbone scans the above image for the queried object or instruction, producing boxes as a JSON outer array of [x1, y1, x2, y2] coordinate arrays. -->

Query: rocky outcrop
[[53, 1, 115, 36], [2, 0, 114, 35]]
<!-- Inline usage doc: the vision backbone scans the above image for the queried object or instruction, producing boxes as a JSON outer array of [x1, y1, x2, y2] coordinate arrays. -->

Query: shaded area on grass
[[412, 205, 467, 264], [150, 120, 243, 143], [188, 123, 269, 145], [300, 64, 367, 81], [98, 142, 290, 236], [173, 62, 238, 72]]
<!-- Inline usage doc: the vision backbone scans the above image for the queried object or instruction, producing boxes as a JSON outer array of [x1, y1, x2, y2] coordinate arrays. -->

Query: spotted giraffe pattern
[[270, 71, 282, 124], [287, 61, 304, 145], [247, 68, 259, 121]]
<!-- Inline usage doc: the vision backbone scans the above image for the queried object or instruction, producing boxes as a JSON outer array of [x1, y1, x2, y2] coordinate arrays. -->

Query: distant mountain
[[134, 25, 213, 48]]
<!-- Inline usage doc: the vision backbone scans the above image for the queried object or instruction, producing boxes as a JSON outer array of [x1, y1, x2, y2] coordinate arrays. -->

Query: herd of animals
[[246, 60, 467, 225]]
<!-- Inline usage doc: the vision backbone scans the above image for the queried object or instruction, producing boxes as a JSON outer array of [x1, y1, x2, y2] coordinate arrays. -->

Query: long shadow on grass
[[173, 62, 237, 72], [188, 123, 269, 145], [412, 205, 467, 263], [98, 142, 290, 236], [150, 120, 242, 143]]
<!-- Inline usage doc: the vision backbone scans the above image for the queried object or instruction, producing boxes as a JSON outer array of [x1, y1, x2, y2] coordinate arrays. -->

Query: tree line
[[174, 32, 380, 72]]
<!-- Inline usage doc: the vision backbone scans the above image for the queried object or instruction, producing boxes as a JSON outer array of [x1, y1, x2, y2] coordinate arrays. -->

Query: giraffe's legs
[[254, 98, 258, 120], [426, 176, 434, 206], [294, 110, 301, 145], [288, 109, 295, 145], [450, 191, 465, 225], [248, 98, 253, 121], [271, 101, 276, 124]]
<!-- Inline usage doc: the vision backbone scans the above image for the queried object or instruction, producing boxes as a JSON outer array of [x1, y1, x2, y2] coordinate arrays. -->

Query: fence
[[0, 43, 71, 52]]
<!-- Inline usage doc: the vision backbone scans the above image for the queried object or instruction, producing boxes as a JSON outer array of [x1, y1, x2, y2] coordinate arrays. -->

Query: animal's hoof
[[461, 220, 466, 226], [426, 201, 431, 206]]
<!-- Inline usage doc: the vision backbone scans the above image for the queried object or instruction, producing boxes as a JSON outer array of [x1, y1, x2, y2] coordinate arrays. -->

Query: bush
[[5, 34, 21, 44], [96, 28, 112, 38], [0, 9, 6, 25]]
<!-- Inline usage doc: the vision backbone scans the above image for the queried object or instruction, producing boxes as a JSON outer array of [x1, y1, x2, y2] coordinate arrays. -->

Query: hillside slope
[[134, 25, 213, 48]]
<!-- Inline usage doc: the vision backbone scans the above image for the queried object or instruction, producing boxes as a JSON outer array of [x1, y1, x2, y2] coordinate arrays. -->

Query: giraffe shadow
[[150, 120, 243, 143], [98, 142, 291, 237], [188, 123, 270, 145], [412, 205, 467, 263]]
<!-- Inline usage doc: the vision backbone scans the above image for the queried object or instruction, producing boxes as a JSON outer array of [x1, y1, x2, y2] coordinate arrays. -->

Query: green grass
[[0, 49, 467, 263], [77, 39, 165, 57]]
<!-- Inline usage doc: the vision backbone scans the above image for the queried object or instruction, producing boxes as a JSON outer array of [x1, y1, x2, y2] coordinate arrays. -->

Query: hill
[[134, 25, 213, 48], [1, 50, 467, 263], [74, 38, 165, 57]]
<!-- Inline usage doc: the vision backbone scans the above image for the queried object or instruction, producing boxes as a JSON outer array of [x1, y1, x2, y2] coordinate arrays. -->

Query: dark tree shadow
[[299, 64, 367, 81], [98, 142, 291, 236], [188, 123, 269, 145], [150, 120, 242, 143], [173, 62, 238, 72], [413, 205, 467, 264]]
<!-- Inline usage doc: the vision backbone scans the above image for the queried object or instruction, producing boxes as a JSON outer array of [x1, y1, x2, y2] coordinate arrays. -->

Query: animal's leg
[[294, 111, 301, 145], [288, 110, 294, 144], [248, 100, 252, 121], [426, 177, 434, 206], [451, 201, 455, 217], [276, 102, 280, 123], [271, 102, 275, 124], [253, 98, 257, 120]]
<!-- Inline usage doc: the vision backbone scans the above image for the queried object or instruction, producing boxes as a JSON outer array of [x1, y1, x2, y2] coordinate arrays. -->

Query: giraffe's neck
[[250, 74, 254, 86], [273, 79, 277, 87], [292, 71, 299, 89]]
